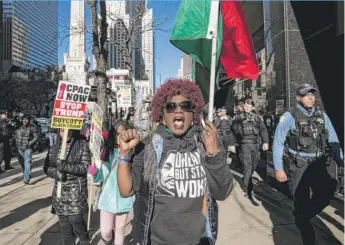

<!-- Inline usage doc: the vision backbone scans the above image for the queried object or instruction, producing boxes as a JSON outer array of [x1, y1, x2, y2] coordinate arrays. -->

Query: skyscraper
[[1, 1, 58, 72], [106, 0, 153, 99], [0, 0, 3, 73], [63, 1, 89, 84], [107, 0, 132, 70], [141, 8, 153, 93]]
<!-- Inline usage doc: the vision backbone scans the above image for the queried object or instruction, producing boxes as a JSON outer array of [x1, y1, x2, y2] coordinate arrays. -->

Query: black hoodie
[[131, 125, 233, 245]]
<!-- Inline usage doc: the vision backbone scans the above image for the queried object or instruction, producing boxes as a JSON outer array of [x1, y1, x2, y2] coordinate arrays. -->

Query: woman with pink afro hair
[[116, 78, 233, 245], [150, 78, 205, 125]]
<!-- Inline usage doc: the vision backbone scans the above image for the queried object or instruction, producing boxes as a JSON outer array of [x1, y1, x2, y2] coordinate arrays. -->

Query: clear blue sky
[[58, 1, 182, 87]]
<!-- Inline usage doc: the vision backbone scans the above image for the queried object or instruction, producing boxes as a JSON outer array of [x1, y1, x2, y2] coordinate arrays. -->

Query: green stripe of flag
[[170, 0, 223, 102]]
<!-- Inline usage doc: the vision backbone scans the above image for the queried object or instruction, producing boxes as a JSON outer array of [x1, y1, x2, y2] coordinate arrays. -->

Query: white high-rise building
[[177, 53, 193, 80], [177, 56, 183, 78], [63, 1, 89, 84], [106, 1, 153, 99], [141, 9, 154, 94]]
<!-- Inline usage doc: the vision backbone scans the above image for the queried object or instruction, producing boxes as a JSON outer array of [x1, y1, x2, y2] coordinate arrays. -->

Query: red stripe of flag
[[220, 1, 259, 79]]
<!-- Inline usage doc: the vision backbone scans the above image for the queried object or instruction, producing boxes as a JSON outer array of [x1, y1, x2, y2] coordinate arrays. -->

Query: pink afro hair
[[151, 78, 205, 124]]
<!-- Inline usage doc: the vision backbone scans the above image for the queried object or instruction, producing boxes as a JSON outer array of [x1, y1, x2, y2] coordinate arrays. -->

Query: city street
[[0, 153, 343, 245]]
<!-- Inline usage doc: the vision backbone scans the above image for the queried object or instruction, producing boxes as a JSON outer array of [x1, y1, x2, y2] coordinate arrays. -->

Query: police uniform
[[0, 110, 12, 172], [214, 109, 232, 153], [231, 111, 269, 195], [273, 84, 343, 245]]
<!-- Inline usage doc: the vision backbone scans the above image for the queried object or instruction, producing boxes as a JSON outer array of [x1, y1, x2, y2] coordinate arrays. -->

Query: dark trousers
[[240, 143, 260, 191], [287, 157, 337, 245], [0, 140, 11, 169], [220, 134, 231, 153], [58, 214, 90, 245]]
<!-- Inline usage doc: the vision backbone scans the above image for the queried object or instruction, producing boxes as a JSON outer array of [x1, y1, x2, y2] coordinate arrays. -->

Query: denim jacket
[[130, 134, 221, 245], [94, 148, 134, 214]]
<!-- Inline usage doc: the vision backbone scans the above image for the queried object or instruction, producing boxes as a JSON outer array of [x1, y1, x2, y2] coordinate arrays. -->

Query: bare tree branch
[[88, 0, 101, 63]]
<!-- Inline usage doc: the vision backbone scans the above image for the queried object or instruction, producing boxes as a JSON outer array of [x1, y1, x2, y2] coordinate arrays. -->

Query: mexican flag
[[170, 0, 259, 100]]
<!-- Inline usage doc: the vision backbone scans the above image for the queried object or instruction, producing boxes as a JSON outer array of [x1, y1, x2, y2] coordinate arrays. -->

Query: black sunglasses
[[164, 101, 193, 113]]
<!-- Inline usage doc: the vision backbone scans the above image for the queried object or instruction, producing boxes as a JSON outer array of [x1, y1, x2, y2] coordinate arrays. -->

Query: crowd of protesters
[[2, 79, 343, 245]]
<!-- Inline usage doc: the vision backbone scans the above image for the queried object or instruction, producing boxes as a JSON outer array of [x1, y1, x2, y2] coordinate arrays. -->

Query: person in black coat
[[44, 129, 91, 245], [0, 110, 13, 172]]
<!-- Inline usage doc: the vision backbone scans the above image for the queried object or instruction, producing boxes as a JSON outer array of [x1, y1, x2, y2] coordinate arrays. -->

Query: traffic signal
[[110, 90, 117, 102], [44, 102, 50, 117]]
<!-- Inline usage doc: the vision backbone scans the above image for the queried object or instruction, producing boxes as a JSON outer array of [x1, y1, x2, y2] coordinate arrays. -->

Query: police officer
[[214, 107, 232, 153], [234, 100, 244, 115], [273, 84, 343, 245], [0, 110, 13, 173], [231, 101, 245, 169], [230, 99, 269, 201]]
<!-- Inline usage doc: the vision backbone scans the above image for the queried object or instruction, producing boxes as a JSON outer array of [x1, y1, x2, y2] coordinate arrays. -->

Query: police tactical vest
[[286, 107, 328, 155], [240, 113, 260, 141], [218, 119, 231, 132]]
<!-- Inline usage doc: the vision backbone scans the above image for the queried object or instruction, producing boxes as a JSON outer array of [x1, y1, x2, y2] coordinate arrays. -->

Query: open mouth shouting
[[173, 116, 185, 130]]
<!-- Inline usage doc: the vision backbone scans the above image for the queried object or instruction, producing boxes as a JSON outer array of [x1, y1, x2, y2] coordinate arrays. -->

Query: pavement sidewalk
[[0, 156, 343, 245]]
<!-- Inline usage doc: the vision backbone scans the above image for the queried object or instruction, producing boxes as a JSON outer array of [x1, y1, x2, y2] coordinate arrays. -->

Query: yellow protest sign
[[51, 117, 84, 129]]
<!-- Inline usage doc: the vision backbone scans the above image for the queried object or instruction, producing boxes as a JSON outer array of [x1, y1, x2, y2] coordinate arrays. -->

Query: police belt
[[286, 149, 324, 161], [241, 139, 258, 144], [218, 130, 231, 136]]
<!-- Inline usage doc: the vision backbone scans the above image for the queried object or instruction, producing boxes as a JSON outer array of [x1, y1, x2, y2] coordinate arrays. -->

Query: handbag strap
[[101, 156, 117, 189]]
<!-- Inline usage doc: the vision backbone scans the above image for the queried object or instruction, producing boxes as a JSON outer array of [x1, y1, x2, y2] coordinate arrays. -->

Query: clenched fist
[[118, 129, 140, 156]]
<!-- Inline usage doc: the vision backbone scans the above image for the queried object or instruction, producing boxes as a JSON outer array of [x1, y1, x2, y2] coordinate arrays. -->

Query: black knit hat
[[0, 110, 7, 115], [22, 114, 31, 120]]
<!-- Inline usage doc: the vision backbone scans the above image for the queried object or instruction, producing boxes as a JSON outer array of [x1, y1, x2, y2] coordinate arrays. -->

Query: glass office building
[[0, 1, 3, 73], [1, 1, 58, 71]]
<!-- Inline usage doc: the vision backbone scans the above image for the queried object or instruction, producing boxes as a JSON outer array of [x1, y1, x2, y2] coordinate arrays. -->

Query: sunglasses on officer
[[164, 101, 194, 113]]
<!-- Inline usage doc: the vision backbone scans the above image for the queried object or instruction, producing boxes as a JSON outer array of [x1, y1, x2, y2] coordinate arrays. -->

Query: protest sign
[[89, 102, 104, 160], [117, 86, 132, 108], [51, 81, 91, 130]]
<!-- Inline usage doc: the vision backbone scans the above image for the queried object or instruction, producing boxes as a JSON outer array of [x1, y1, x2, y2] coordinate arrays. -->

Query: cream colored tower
[[63, 1, 89, 84]]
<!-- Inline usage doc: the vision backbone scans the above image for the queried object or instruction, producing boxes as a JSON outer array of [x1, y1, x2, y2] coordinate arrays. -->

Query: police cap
[[296, 84, 318, 96]]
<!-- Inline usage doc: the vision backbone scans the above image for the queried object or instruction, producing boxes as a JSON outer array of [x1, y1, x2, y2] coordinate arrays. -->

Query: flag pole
[[208, 1, 220, 122]]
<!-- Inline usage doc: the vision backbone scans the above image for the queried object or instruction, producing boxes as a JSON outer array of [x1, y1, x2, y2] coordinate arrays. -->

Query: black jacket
[[44, 136, 90, 215], [230, 112, 269, 145], [0, 119, 10, 142], [14, 124, 39, 150], [128, 125, 233, 245]]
